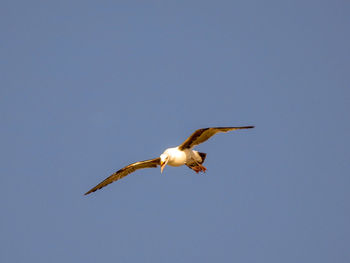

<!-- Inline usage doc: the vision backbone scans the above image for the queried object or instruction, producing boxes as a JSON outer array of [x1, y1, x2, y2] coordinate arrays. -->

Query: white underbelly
[[167, 148, 188, 167], [168, 153, 186, 166]]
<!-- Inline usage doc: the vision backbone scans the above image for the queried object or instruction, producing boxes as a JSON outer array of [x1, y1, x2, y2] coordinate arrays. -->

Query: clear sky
[[1, 1, 349, 262]]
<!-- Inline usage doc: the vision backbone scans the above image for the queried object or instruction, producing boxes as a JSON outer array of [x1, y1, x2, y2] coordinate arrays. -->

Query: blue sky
[[1, 1, 349, 262]]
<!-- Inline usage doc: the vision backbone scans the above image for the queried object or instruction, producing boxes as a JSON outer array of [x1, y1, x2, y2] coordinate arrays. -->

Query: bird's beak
[[160, 161, 166, 173]]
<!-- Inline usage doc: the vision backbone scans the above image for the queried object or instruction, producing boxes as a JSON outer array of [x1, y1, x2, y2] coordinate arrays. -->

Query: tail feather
[[198, 152, 207, 164]]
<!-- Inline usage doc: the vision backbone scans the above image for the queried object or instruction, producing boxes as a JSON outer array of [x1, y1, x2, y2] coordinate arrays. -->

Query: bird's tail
[[198, 152, 207, 164]]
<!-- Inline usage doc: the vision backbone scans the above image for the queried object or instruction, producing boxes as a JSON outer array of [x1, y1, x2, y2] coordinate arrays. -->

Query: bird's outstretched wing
[[84, 157, 160, 195], [178, 126, 254, 150]]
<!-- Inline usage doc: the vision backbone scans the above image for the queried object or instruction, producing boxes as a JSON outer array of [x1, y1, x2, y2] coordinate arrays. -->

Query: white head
[[160, 153, 169, 173]]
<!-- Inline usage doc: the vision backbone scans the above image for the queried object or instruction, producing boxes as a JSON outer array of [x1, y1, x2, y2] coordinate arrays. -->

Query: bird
[[84, 126, 254, 195]]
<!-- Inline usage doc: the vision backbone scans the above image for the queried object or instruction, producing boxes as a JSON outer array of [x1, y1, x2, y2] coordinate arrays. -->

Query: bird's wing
[[84, 157, 161, 195], [178, 126, 254, 150]]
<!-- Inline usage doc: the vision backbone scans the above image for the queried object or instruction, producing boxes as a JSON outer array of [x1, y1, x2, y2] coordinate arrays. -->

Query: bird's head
[[160, 153, 169, 173]]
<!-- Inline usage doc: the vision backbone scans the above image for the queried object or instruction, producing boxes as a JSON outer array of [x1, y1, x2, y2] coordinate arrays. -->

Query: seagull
[[84, 126, 254, 195]]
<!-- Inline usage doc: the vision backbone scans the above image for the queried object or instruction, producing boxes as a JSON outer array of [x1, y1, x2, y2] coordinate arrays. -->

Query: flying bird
[[85, 126, 254, 195]]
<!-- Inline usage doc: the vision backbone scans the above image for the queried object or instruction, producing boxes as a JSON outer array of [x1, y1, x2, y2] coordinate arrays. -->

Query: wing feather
[[178, 126, 254, 150], [84, 157, 161, 195]]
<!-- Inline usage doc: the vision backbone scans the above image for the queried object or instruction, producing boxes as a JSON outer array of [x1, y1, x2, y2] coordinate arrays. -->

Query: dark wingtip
[[84, 188, 96, 196], [235, 126, 255, 129]]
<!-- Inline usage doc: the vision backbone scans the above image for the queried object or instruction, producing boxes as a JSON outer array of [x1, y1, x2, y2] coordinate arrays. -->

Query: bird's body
[[161, 147, 187, 167], [161, 147, 202, 167], [85, 126, 254, 195]]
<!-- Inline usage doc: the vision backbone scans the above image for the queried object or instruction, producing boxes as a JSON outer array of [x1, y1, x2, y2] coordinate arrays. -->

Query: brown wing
[[84, 157, 160, 195], [178, 126, 254, 150]]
